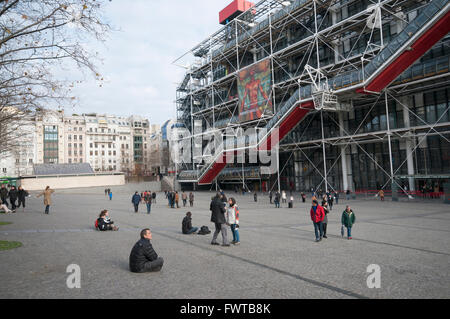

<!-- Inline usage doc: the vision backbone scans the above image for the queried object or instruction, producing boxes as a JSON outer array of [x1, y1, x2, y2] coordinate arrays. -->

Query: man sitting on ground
[[182, 212, 198, 234], [129, 228, 164, 273]]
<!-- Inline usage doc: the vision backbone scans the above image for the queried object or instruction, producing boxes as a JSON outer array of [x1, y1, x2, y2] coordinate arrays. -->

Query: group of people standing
[[131, 190, 157, 214], [166, 191, 194, 209], [209, 192, 240, 246], [310, 200, 356, 242], [0, 184, 29, 213]]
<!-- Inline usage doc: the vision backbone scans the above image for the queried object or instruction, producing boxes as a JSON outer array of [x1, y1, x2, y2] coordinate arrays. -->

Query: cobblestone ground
[[0, 185, 449, 299]]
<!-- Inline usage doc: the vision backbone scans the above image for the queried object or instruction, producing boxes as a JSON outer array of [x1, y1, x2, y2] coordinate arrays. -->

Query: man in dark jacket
[[210, 193, 229, 246], [182, 212, 198, 234], [17, 186, 28, 212], [0, 184, 9, 207], [129, 228, 164, 273], [131, 192, 141, 213], [8, 186, 18, 210]]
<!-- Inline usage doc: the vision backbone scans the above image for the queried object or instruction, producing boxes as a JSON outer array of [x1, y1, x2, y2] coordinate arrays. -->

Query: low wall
[[20, 174, 125, 191]]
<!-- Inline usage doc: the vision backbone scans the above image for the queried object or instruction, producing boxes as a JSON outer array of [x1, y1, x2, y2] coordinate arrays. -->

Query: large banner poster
[[237, 59, 273, 122]]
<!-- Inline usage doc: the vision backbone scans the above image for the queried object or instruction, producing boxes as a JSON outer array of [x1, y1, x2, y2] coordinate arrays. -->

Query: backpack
[[197, 225, 211, 235], [94, 219, 99, 230]]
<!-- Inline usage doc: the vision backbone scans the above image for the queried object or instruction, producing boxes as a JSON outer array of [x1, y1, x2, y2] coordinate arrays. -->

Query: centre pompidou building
[[175, 0, 450, 198]]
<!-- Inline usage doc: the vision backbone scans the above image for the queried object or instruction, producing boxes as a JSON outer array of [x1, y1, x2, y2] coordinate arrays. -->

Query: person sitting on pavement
[[129, 228, 164, 273], [96, 210, 118, 231], [182, 211, 198, 234], [0, 198, 14, 213]]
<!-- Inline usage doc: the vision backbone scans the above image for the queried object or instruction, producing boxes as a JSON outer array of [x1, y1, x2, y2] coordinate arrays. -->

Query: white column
[[402, 96, 415, 191], [339, 112, 349, 191]]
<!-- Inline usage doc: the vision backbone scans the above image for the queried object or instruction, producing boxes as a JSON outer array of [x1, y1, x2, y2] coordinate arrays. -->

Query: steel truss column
[[384, 90, 395, 200], [320, 110, 328, 193]]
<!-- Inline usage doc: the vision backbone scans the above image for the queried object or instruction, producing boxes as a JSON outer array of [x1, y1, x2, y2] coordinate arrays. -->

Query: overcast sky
[[69, 0, 227, 126]]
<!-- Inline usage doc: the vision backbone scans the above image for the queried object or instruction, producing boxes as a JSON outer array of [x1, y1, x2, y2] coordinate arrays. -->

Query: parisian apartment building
[[0, 109, 161, 177]]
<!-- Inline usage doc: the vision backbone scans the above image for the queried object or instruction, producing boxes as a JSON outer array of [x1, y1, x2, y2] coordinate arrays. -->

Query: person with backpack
[[96, 210, 118, 231], [144, 191, 152, 214], [129, 228, 164, 273], [341, 205, 356, 239], [182, 212, 198, 234], [131, 191, 141, 213], [310, 200, 325, 242], [189, 192, 194, 207], [226, 197, 240, 245], [210, 193, 229, 246]]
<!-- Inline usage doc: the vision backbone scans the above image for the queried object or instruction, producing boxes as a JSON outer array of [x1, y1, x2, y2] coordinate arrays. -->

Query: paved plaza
[[0, 185, 449, 299]]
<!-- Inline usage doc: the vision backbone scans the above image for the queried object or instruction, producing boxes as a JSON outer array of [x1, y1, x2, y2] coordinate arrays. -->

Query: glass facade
[[280, 87, 450, 192], [43, 125, 58, 164]]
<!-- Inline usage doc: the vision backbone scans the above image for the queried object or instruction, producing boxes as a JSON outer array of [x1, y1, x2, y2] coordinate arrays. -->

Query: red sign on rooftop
[[219, 0, 255, 25]]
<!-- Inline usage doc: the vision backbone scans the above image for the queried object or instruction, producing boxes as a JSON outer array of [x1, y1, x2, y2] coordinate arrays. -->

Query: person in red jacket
[[310, 200, 325, 242]]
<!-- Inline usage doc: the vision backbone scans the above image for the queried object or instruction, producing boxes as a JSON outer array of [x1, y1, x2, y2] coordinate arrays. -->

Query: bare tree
[[0, 0, 111, 153]]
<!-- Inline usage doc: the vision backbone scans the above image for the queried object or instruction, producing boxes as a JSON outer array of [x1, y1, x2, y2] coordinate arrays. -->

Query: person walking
[[144, 191, 152, 214], [210, 193, 229, 246], [378, 189, 385, 201], [189, 192, 194, 207], [8, 186, 18, 211], [108, 191, 113, 201], [274, 191, 280, 208], [104, 189, 108, 196], [152, 191, 156, 204], [129, 228, 164, 273], [0, 184, 9, 208], [182, 212, 198, 234], [175, 191, 180, 208], [281, 190, 287, 204], [322, 201, 330, 238], [36, 186, 54, 214], [335, 191, 339, 204], [341, 205, 356, 239], [310, 200, 325, 242], [328, 193, 334, 210], [226, 197, 240, 245], [346, 189, 351, 201], [182, 191, 187, 207], [17, 186, 28, 212], [269, 191, 273, 204], [254, 192, 257, 202], [131, 191, 141, 213]]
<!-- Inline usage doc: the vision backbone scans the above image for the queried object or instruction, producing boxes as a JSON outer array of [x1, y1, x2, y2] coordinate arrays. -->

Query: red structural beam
[[219, 0, 255, 25], [198, 101, 314, 184], [358, 10, 450, 94]]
